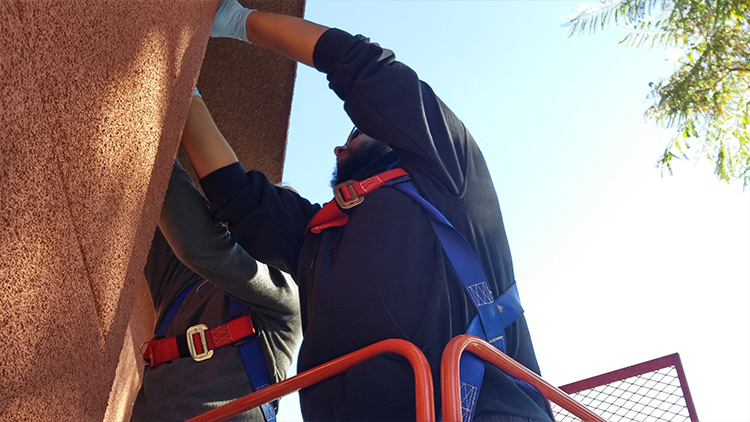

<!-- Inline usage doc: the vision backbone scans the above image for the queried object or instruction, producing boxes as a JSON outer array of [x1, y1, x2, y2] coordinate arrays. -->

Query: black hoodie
[[201, 28, 551, 422]]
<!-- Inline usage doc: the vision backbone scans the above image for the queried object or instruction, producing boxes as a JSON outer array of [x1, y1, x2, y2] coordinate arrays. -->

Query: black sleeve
[[158, 159, 299, 317], [200, 162, 320, 276], [313, 28, 473, 197]]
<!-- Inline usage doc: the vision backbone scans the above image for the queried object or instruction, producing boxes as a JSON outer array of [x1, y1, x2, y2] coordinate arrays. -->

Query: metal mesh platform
[[552, 353, 698, 422]]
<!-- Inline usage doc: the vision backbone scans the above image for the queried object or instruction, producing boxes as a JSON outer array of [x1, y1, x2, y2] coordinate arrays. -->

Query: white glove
[[210, 0, 255, 43]]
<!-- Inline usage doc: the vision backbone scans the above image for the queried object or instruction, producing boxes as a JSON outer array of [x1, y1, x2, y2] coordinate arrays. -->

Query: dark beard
[[330, 140, 392, 188]]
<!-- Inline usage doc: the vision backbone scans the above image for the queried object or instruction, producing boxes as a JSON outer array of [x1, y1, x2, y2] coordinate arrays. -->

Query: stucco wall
[[0, 0, 302, 420]]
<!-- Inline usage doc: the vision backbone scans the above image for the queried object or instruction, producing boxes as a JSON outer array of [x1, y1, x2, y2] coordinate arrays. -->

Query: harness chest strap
[[143, 314, 256, 367], [144, 284, 277, 422], [305, 168, 409, 234]]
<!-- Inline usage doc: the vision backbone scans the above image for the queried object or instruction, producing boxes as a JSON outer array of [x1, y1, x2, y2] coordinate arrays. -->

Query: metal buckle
[[186, 324, 214, 362], [139, 341, 152, 361], [334, 180, 364, 209]]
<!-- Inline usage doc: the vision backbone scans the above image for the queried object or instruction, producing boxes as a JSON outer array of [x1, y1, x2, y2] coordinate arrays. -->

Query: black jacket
[[201, 28, 551, 421]]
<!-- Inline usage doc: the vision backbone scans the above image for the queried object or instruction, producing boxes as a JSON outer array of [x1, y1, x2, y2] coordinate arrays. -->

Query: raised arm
[[211, 0, 328, 68], [244, 11, 328, 68], [180, 91, 238, 178], [207, 1, 471, 194], [181, 91, 317, 276], [158, 157, 299, 317], [182, 5, 328, 177]]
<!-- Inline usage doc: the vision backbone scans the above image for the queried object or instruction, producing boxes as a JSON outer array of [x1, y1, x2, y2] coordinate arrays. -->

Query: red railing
[[188, 335, 607, 422], [186, 338, 435, 422], [441, 335, 607, 422]]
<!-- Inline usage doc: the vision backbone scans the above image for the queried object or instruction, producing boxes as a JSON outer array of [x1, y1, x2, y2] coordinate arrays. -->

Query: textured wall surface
[[0, 0, 302, 420]]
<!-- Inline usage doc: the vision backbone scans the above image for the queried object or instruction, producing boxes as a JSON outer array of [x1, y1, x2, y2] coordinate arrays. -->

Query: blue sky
[[277, 1, 750, 420]]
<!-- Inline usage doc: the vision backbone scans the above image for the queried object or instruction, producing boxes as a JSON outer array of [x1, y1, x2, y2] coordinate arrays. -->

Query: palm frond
[[567, 0, 671, 37]]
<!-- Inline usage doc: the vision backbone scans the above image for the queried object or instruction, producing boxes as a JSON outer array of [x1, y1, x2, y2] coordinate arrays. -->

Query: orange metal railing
[[186, 338, 435, 422], [441, 335, 607, 422], [188, 335, 606, 422]]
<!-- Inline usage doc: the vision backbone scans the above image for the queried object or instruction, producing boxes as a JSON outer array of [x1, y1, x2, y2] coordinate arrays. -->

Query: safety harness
[[142, 283, 277, 422], [307, 168, 549, 422]]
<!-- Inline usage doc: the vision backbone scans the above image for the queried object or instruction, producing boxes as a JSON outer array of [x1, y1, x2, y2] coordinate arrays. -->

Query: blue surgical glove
[[210, 0, 255, 43]]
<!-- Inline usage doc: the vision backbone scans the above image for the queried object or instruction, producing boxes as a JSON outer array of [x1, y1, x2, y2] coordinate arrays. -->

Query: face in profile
[[330, 127, 392, 187]]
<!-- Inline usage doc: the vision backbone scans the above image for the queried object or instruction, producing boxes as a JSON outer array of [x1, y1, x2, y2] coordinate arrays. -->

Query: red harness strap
[[305, 168, 409, 234], [142, 315, 255, 367]]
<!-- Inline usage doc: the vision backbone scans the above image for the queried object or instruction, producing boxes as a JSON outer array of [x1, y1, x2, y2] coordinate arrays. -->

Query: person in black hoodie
[[179, 2, 553, 421]]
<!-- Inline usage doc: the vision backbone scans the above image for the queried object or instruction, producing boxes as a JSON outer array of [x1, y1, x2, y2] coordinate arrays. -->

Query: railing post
[[440, 335, 607, 422]]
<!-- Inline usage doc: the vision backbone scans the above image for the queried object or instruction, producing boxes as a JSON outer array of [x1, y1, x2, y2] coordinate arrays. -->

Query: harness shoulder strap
[[157, 283, 197, 336], [227, 298, 277, 422], [390, 181, 519, 346], [389, 179, 545, 422], [143, 283, 198, 379]]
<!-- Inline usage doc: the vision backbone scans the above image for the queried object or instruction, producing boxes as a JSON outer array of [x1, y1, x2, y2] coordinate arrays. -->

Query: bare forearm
[[181, 95, 238, 178], [245, 11, 329, 68], [180, 10, 328, 177]]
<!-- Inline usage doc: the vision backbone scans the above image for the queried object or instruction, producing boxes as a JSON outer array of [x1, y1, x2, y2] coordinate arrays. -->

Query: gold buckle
[[334, 180, 363, 209], [186, 324, 213, 362]]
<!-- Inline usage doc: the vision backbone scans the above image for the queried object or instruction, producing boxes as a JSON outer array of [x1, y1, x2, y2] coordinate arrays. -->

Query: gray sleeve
[[143, 227, 179, 316], [158, 159, 300, 319]]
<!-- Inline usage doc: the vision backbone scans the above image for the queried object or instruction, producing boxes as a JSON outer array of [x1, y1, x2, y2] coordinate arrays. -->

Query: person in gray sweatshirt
[[132, 155, 301, 421]]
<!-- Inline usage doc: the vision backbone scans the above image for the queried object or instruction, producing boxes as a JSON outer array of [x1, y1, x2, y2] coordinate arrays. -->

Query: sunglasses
[[346, 126, 362, 145]]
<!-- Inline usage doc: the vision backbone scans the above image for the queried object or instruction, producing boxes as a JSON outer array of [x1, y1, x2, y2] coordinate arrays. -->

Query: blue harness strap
[[390, 180, 545, 422], [148, 282, 276, 422], [228, 298, 277, 422], [156, 283, 197, 337], [142, 283, 198, 378]]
